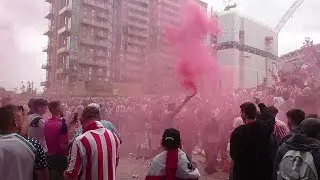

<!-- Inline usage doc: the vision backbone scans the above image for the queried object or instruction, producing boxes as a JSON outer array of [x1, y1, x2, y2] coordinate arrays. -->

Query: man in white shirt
[[0, 105, 48, 180]]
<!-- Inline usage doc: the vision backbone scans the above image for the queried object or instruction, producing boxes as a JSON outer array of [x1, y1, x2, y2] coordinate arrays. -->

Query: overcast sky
[[0, 0, 319, 90]]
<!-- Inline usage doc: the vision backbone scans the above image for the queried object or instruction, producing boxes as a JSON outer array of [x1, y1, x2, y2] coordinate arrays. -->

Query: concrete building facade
[[216, 11, 278, 92], [42, 0, 208, 96]]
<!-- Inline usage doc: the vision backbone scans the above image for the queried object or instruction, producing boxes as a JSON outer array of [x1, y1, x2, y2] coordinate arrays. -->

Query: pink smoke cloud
[[165, 0, 220, 94]]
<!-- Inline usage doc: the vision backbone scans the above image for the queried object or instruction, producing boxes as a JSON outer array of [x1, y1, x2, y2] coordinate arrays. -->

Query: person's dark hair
[[28, 99, 35, 109], [286, 109, 305, 126], [161, 128, 181, 150], [0, 105, 18, 131], [81, 106, 100, 120], [27, 99, 35, 115], [33, 99, 48, 109], [301, 118, 320, 138], [306, 114, 318, 119], [240, 102, 257, 119], [268, 106, 279, 117], [48, 101, 61, 114]]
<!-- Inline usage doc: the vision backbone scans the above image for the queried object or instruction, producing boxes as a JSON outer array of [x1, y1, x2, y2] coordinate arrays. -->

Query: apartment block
[[42, 0, 207, 96]]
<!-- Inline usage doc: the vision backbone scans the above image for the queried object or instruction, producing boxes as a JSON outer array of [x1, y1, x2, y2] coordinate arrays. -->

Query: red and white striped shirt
[[65, 121, 120, 180], [274, 119, 289, 143]]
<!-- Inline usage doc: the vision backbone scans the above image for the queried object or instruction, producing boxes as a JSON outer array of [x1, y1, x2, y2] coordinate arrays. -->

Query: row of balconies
[[127, 20, 149, 30], [127, 28, 149, 38], [58, 21, 71, 35], [81, 18, 112, 30], [59, 3, 72, 17], [127, 3, 149, 14], [127, 37, 148, 47], [82, 0, 112, 10], [45, 7, 53, 19], [45, 2, 71, 20], [96, 12, 112, 21], [127, 10, 150, 22], [46, 38, 112, 57], [95, 31, 110, 40], [78, 58, 111, 67], [80, 39, 112, 49], [42, 44, 52, 52]]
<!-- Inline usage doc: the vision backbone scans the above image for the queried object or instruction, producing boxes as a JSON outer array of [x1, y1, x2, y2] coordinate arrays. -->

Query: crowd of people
[[1, 56, 320, 180], [0, 81, 319, 180]]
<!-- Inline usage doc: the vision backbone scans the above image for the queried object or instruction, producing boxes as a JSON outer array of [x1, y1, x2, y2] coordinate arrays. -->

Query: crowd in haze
[[1, 53, 320, 179]]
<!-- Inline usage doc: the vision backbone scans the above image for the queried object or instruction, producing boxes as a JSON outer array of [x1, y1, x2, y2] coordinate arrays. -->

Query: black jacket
[[279, 127, 301, 146], [274, 134, 320, 178], [230, 103, 275, 180]]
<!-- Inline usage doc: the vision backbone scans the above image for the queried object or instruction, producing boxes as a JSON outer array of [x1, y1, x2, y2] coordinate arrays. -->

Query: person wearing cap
[[28, 98, 49, 152], [73, 103, 122, 143], [274, 118, 320, 177], [146, 128, 200, 180]]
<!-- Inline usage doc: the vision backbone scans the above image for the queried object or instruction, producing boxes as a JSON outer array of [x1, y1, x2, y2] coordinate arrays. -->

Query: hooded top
[[274, 134, 320, 177], [145, 149, 200, 180]]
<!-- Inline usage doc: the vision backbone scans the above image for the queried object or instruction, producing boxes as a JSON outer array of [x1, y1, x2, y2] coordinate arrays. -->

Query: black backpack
[[29, 117, 42, 128]]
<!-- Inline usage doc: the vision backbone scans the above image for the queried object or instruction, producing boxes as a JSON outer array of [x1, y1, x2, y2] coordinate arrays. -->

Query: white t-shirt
[[0, 134, 35, 180], [28, 114, 47, 152]]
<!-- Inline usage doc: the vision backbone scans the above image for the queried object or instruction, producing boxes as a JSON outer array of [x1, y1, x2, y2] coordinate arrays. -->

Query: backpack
[[29, 117, 42, 127], [277, 150, 318, 180]]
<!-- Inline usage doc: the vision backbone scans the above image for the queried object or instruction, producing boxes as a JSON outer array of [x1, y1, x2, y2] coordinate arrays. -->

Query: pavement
[[117, 155, 229, 180]]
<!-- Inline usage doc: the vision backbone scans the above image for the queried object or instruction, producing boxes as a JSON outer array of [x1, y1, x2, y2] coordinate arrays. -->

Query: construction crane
[[275, 0, 305, 33], [263, 0, 306, 84]]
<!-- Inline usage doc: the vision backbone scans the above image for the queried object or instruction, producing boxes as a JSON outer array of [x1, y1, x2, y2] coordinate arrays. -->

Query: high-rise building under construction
[[42, 0, 207, 96]]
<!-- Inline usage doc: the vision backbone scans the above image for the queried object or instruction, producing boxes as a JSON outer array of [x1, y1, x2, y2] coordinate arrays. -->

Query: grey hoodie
[[274, 134, 320, 178]]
